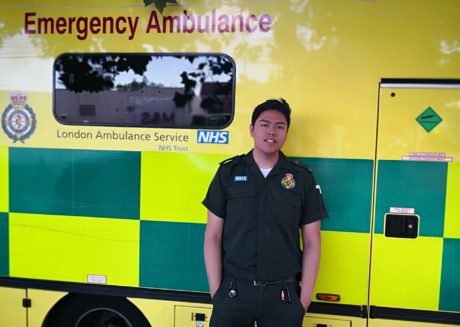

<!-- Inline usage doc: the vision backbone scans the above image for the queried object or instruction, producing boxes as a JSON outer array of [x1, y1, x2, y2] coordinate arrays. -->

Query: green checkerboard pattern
[[297, 158, 373, 233], [0, 213, 8, 276], [9, 148, 141, 219], [3, 148, 458, 313], [139, 221, 208, 291], [440, 238, 460, 311], [374, 160, 459, 312], [375, 160, 447, 236], [4, 148, 374, 293]]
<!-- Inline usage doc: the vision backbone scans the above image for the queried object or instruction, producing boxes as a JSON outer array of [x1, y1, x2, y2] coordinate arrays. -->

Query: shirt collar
[[243, 149, 291, 171]]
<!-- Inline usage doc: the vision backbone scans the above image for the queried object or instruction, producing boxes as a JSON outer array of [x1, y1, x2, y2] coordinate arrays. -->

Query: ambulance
[[0, 1, 459, 326]]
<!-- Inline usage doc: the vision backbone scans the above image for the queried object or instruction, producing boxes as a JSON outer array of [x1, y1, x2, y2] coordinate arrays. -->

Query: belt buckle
[[253, 280, 266, 286]]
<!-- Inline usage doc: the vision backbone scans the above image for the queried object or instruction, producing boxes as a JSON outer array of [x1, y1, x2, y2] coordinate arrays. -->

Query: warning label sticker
[[416, 107, 442, 132]]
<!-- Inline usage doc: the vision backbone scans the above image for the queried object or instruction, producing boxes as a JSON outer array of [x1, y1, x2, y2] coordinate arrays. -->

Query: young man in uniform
[[203, 98, 328, 327]]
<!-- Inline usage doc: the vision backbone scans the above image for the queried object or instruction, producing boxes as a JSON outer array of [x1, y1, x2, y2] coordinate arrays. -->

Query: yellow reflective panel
[[9, 213, 139, 286], [370, 234, 443, 311], [28, 289, 67, 327], [315, 231, 370, 306], [175, 305, 214, 327], [0, 0, 460, 159], [445, 162, 460, 238], [1, 1, 459, 158], [140, 152, 228, 223], [130, 298, 214, 327], [378, 87, 460, 161], [0, 147, 8, 212], [0, 287, 26, 326]]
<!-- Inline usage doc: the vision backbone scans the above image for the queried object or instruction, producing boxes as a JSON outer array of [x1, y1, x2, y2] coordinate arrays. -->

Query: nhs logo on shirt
[[234, 176, 248, 182], [197, 130, 229, 144]]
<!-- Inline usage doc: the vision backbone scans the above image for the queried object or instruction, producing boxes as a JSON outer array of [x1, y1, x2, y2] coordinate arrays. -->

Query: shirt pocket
[[270, 190, 303, 228], [226, 183, 256, 225]]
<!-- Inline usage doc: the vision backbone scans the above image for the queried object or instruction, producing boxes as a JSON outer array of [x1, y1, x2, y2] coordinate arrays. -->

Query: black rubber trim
[[308, 302, 367, 318], [370, 306, 460, 325], [0, 277, 212, 304], [1, 277, 367, 318], [380, 78, 460, 85]]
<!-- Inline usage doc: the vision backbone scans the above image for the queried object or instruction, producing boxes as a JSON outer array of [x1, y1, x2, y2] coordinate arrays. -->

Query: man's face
[[250, 109, 288, 156]]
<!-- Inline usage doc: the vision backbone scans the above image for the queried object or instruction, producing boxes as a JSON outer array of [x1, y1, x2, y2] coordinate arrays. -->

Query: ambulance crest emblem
[[2, 92, 37, 143], [281, 173, 296, 189]]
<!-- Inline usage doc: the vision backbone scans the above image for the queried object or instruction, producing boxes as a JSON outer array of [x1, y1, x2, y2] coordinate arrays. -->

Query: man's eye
[[276, 125, 285, 130], [260, 123, 269, 127]]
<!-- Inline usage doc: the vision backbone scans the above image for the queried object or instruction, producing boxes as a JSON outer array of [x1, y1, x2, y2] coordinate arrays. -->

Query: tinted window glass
[[54, 53, 235, 128]]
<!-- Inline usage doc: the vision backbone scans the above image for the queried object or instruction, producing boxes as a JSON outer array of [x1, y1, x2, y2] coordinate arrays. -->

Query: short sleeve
[[300, 173, 328, 225], [202, 168, 227, 218]]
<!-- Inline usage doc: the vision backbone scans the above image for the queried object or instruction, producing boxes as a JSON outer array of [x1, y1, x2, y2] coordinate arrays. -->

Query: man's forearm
[[300, 221, 321, 310], [300, 244, 320, 309], [204, 234, 222, 297]]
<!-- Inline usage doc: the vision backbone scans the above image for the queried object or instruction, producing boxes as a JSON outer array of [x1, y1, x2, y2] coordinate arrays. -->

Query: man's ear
[[249, 124, 254, 136]]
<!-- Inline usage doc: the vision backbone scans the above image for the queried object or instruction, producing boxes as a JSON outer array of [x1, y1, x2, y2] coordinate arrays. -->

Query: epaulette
[[219, 154, 244, 166], [291, 159, 313, 174]]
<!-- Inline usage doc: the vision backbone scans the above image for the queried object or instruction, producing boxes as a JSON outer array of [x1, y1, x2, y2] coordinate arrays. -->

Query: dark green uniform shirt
[[203, 150, 328, 282]]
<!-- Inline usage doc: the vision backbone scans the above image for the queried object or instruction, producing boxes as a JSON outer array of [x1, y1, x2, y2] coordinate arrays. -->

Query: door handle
[[384, 214, 419, 238]]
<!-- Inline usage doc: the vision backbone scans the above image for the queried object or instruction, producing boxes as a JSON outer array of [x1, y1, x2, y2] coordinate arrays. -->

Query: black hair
[[251, 98, 291, 128]]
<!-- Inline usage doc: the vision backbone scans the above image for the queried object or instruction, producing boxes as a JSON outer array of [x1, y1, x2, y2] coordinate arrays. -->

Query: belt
[[225, 276, 297, 286], [251, 275, 298, 286], [224, 273, 298, 286]]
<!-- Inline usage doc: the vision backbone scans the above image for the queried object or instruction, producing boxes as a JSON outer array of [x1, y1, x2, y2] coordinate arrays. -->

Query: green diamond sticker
[[416, 107, 442, 132]]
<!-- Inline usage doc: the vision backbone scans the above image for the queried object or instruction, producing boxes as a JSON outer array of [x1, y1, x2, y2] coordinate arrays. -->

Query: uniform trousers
[[210, 275, 306, 327]]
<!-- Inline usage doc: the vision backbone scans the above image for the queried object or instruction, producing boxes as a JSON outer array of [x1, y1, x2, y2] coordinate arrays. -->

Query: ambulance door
[[369, 79, 460, 326], [0, 286, 27, 326]]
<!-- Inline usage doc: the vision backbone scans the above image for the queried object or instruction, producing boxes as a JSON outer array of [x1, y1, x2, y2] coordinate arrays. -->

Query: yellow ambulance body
[[0, 1, 459, 326]]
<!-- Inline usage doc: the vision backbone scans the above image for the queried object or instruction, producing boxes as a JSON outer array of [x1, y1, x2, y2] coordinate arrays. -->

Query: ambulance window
[[53, 53, 235, 129]]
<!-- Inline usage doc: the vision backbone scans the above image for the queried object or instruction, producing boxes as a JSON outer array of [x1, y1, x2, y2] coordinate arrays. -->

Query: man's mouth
[[265, 139, 276, 143]]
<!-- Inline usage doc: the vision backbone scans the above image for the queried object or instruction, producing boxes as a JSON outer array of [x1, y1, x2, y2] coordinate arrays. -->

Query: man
[[203, 98, 328, 327]]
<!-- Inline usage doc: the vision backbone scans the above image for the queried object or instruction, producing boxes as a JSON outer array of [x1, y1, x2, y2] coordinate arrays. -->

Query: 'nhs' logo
[[197, 130, 229, 144]]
